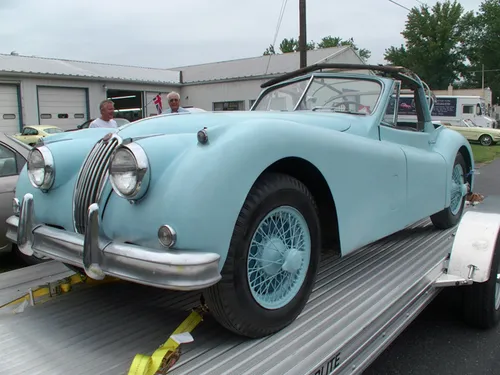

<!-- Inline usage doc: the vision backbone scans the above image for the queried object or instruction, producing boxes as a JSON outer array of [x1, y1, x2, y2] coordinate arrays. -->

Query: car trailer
[[1, 196, 500, 375]]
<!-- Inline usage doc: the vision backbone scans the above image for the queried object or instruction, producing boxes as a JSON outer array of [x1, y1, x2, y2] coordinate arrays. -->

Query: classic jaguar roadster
[[6, 63, 475, 338]]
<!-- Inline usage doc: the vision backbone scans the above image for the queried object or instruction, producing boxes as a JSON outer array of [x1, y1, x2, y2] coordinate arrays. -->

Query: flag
[[153, 94, 163, 114]]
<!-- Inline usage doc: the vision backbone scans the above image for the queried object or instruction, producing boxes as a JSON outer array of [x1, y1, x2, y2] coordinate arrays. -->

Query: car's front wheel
[[204, 172, 321, 338]]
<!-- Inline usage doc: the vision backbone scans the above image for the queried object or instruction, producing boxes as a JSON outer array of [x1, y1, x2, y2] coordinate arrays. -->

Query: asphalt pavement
[[364, 158, 500, 375]]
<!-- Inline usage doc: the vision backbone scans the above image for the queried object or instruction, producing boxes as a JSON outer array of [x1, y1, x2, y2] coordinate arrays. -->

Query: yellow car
[[434, 119, 500, 146], [13, 125, 64, 146]]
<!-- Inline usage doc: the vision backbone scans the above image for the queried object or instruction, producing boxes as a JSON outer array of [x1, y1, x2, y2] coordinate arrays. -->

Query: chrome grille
[[73, 135, 120, 234]]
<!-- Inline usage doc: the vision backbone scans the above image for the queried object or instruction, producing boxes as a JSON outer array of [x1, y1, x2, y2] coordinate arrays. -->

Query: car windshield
[[44, 127, 63, 134], [252, 76, 383, 115]]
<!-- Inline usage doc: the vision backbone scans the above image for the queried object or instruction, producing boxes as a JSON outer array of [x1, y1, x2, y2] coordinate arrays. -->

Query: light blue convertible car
[[6, 63, 474, 338]]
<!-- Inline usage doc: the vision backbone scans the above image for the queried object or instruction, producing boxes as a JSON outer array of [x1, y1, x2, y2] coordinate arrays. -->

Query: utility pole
[[299, 0, 307, 68], [482, 64, 485, 91]]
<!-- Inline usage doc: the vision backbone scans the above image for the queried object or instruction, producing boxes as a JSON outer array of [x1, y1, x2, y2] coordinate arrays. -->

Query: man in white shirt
[[89, 100, 118, 128], [162, 91, 189, 114]]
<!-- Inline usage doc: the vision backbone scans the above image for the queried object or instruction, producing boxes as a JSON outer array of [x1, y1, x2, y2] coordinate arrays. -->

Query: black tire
[[12, 244, 50, 266], [203, 172, 321, 338], [479, 134, 493, 146], [430, 153, 467, 229], [462, 236, 500, 329]]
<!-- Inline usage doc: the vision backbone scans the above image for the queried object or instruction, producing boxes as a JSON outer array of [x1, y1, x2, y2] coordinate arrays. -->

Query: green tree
[[263, 44, 276, 55], [384, 0, 473, 90], [460, 0, 500, 103], [262, 35, 370, 62]]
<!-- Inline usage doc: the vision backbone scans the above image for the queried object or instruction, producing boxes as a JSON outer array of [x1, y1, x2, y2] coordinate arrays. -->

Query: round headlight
[[109, 143, 149, 200], [27, 147, 55, 190]]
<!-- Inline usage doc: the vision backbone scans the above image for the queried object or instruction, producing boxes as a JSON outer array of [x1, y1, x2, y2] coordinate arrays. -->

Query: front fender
[[434, 127, 475, 206], [100, 120, 344, 270]]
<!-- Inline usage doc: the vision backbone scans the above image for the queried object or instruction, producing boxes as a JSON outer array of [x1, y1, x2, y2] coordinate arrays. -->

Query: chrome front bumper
[[6, 193, 222, 291]]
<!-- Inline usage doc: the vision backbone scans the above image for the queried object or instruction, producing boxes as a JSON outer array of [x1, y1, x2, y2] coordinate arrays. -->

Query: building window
[[249, 99, 256, 109], [2, 114, 16, 120], [58, 113, 69, 119], [213, 101, 244, 111], [74, 113, 85, 119], [40, 114, 52, 119]]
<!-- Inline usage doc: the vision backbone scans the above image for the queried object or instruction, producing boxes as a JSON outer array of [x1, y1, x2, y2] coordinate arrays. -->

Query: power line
[[388, 0, 411, 11], [265, 0, 289, 74]]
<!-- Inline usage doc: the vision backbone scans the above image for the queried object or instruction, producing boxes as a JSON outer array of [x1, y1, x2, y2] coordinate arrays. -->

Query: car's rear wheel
[[430, 153, 468, 229], [479, 134, 493, 146], [204, 172, 321, 338]]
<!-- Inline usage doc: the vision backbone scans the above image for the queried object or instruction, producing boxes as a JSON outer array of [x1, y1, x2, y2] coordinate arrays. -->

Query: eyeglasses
[[169, 99, 179, 103]]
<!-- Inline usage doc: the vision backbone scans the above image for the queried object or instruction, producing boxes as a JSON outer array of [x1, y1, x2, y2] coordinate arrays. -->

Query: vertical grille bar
[[73, 135, 120, 234]]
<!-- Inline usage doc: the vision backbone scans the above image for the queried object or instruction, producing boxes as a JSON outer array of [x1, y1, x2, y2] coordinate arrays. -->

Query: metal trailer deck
[[0, 201, 495, 375]]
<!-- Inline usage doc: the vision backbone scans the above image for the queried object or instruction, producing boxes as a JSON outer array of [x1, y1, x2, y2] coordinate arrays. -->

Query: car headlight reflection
[[27, 147, 55, 191], [109, 143, 150, 200]]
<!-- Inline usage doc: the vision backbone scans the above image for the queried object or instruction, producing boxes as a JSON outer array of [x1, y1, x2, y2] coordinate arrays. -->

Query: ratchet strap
[[0, 272, 119, 310], [127, 304, 207, 375]]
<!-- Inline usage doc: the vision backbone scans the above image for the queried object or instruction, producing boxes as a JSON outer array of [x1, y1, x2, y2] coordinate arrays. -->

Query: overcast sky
[[0, 0, 485, 69]]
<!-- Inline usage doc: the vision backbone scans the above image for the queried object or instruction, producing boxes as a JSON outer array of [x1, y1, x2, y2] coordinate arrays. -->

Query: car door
[[379, 86, 448, 224], [0, 142, 23, 249]]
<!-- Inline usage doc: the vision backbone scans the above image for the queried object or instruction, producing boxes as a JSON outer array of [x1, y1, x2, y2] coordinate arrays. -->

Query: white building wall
[[180, 79, 268, 111], [16, 76, 178, 125], [179, 48, 365, 111]]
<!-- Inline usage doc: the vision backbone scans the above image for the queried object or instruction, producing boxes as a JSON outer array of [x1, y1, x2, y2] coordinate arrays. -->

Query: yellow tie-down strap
[[0, 272, 120, 310], [128, 306, 207, 375]]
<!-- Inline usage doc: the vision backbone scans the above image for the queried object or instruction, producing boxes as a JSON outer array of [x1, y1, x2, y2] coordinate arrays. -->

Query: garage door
[[37, 87, 88, 131], [145, 92, 170, 117], [0, 84, 21, 135]]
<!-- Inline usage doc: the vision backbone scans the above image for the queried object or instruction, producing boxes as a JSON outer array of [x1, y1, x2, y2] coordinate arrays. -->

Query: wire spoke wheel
[[247, 206, 311, 309], [450, 163, 465, 216]]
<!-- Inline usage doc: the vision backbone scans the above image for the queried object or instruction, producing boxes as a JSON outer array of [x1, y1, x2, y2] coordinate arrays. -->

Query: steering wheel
[[331, 101, 361, 111]]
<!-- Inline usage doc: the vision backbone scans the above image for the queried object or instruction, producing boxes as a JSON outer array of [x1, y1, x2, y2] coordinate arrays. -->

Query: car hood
[[115, 111, 355, 140]]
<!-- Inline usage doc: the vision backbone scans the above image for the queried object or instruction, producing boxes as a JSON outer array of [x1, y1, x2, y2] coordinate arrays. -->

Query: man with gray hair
[[89, 99, 118, 128], [162, 91, 188, 114]]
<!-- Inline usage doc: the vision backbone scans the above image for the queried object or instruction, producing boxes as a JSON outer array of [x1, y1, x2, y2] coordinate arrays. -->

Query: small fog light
[[158, 225, 177, 248], [13, 198, 20, 215]]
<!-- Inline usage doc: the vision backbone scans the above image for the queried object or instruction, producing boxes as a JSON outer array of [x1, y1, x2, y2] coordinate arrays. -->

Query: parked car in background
[[434, 119, 500, 146], [6, 63, 475, 338], [0, 133, 48, 265], [13, 125, 63, 146]]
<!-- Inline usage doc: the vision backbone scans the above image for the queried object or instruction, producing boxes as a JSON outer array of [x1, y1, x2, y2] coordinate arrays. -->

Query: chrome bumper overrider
[[6, 193, 222, 291]]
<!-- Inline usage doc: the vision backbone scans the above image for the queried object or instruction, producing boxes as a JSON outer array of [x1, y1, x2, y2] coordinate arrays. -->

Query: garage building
[[0, 46, 365, 134]]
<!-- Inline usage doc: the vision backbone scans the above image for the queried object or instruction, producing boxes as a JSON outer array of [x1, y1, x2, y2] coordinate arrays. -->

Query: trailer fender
[[447, 209, 500, 283]]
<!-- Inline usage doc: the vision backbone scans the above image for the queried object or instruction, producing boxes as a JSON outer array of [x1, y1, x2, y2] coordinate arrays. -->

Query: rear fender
[[433, 127, 475, 207]]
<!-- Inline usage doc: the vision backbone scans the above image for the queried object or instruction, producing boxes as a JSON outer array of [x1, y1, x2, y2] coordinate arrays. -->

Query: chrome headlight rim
[[27, 146, 55, 191], [109, 142, 150, 200]]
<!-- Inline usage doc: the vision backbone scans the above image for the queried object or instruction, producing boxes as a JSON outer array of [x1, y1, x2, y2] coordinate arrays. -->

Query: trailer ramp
[[0, 218, 456, 375]]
